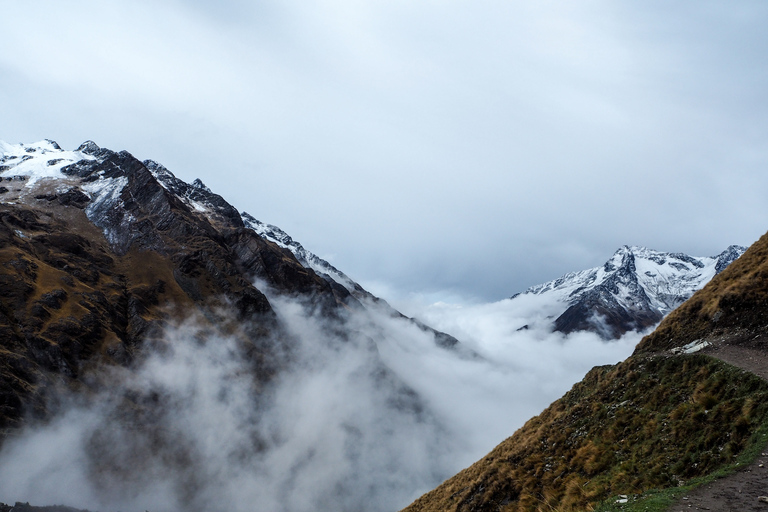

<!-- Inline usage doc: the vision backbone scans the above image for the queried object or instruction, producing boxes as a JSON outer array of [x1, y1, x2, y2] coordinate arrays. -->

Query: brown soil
[[668, 341, 768, 511]]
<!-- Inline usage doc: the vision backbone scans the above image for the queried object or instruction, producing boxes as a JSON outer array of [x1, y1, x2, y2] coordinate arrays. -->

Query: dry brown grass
[[401, 354, 768, 512]]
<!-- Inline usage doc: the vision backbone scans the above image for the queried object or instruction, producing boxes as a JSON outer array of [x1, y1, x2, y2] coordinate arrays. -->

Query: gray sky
[[2, 0, 768, 303]]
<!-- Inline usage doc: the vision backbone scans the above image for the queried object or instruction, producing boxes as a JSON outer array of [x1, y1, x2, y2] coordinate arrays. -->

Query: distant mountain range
[[0, 138, 759, 512], [510, 244, 745, 339]]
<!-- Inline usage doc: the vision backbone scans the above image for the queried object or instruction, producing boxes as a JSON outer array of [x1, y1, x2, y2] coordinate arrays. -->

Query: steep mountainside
[[512, 245, 745, 339], [240, 212, 461, 349], [403, 231, 768, 512], [0, 139, 449, 440]]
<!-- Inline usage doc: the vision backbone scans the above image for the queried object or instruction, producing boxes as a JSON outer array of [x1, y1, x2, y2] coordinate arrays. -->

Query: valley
[[0, 140, 764, 512]]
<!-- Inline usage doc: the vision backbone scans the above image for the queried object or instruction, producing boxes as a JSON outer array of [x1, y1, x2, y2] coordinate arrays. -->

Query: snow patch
[[670, 340, 711, 355], [0, 140, 96, 188]]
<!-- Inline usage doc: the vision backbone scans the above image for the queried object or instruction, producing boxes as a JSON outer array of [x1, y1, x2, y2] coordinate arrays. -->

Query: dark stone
[[75, 140, 101, 155], [44, 139, 62, 150], [56, 188, 90, 208], [38, 290, 67, 310]]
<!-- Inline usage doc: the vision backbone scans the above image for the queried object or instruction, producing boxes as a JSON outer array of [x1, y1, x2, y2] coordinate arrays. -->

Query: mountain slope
[[402, 232, 768, 512], [0, 139, 475, 512], [0, 139, 448, 441], [512, 245, 745, 339]]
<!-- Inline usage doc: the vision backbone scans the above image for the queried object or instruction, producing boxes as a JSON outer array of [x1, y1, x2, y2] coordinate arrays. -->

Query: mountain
[[240, 213, 362, 296], [402, 232, 768, 512], [635, 231, 768, 355], [0, 138, 350, 433], [511, 245, 745, 339], [0, 139, 464, 511]]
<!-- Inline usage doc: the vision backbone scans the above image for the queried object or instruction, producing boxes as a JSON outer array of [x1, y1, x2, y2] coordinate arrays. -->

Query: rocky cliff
[[0, 139, 452, 445]]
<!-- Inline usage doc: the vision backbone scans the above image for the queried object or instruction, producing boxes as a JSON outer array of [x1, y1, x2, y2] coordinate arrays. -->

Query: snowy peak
[[75, 140, 101, 155], [0, 139, 99, 189], [0, 139, 371, 299], [191, 178, 212, 193], [0, 138, 463, 363], [513, 244, 746, 339], [715, 245, 745, 274], [0, 138, 364, 306]]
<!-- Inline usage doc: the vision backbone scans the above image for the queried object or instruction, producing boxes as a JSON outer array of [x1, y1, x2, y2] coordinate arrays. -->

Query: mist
[[0, 289, 643, 511], [372, 293, 643, 460]]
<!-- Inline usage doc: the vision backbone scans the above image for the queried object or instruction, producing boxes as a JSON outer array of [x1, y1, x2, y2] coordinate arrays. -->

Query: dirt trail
[[667, 342, 768, 512]]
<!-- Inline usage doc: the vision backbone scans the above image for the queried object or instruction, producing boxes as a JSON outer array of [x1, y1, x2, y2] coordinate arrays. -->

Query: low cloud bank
[[0, 291, 644, 511], [373, 293, 644, 462]]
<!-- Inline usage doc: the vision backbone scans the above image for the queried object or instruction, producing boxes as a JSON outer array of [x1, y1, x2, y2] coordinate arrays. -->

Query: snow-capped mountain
[[0, 139, 470, 511], [0, 138, 459, 343], [511, 245, 746, 339], [0, 139, 359, 292]]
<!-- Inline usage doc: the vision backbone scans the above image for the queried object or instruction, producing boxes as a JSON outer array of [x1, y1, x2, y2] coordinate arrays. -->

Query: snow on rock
[[0, 139, 97, 189], [510, 245, 747, 339], [0, 139, 369, 302], [240, 212, 360, 293], [144, 160, 243, 226]]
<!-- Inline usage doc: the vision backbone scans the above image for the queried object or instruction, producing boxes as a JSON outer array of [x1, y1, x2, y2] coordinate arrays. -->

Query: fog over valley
[[0, 288, 641, 512]]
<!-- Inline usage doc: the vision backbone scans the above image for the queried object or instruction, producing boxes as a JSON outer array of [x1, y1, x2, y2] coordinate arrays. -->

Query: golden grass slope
[[402, 355, 768, 512]]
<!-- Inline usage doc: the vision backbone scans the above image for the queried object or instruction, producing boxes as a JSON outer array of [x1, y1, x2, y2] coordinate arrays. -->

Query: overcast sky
[[2, 0, 768, 303]]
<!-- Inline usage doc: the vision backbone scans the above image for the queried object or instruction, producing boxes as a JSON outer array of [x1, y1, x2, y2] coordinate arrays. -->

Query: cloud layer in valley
[[0, 289, 642, 512]]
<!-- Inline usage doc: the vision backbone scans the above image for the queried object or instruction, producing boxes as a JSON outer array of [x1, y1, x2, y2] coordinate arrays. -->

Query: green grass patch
[[593, 396, 768, 512]]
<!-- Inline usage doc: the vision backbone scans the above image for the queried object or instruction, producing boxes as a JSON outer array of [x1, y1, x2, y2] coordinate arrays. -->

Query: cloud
[[374, 293, 643, 458], [0, 299, 454, 512], [0, 287, 643, 512]]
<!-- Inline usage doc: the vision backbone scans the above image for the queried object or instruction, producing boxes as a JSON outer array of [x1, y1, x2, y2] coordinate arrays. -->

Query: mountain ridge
[[0, 139, 458, 442]]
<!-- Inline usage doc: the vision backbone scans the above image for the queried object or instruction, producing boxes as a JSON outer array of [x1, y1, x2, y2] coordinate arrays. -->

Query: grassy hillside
[[403, 354, 768, 512]]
